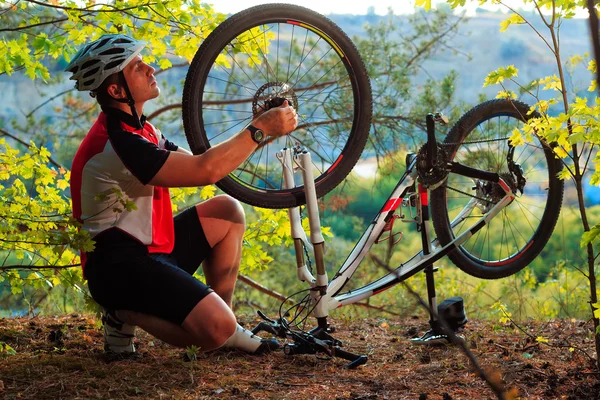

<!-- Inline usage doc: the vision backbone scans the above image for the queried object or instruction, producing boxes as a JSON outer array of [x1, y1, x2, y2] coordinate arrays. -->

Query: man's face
[[122, 55, 160, 103]]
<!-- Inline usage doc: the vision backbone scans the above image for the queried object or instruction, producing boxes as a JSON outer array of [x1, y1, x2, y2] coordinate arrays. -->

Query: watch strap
[[247, 124, 264, 144]]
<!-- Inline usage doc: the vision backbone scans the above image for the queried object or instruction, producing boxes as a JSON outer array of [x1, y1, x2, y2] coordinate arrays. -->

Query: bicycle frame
[[278, 146, 515, 323]]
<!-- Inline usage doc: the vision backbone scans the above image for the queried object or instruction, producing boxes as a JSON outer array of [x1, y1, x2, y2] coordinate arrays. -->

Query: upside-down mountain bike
[[181, 4, 564, 367]]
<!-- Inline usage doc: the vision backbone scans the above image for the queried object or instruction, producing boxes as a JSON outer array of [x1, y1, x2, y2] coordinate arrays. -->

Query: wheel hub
[[474, 172, 517, 213], [252, 82, 299, 115]]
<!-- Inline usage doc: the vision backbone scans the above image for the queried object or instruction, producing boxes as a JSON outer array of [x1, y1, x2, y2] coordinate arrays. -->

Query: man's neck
[[109, 101, 144, 116]]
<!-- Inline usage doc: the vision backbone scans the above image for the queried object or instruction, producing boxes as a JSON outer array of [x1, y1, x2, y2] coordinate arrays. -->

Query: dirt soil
[[0, 314, 598, 399]]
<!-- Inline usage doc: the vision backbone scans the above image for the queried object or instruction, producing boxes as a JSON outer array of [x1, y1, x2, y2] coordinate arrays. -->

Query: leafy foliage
[[0, 139, 91, 296], [0, 0, 227, 79], [438, 0, 600, 367]]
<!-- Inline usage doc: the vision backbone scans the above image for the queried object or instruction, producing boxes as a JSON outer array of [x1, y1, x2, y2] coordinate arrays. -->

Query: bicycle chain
[[446, 185, 492, 203], [440, 137, 509, 147], [439, 136, 512, 203]]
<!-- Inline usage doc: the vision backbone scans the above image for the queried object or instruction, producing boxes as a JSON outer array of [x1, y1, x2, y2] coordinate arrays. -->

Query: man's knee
[[182, 294, 237, 349], [198, 195, 245, 226], [206, 312, 237, 348]]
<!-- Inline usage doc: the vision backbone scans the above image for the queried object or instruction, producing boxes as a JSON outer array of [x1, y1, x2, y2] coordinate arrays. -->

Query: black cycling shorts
[[85, 206, 213, 325]]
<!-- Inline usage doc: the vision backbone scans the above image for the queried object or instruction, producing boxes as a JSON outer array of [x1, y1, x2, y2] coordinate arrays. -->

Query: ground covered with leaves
[[0, 314, 598, 399]]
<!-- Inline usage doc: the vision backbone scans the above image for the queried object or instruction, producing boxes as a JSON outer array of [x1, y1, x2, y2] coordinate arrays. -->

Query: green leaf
[[500, 14, 525, 32], [581, 223, 600, 247], [415, 0, 432, 11], [483, 65, 518, 87]]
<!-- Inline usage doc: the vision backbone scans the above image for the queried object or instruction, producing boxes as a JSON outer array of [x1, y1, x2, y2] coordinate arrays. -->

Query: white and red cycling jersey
[[71, 107, 179, 270]]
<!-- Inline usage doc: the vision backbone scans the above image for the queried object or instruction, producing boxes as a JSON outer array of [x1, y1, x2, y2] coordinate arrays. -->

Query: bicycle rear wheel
[[182, 4, 372, 209], [430, 99, 564, 279]]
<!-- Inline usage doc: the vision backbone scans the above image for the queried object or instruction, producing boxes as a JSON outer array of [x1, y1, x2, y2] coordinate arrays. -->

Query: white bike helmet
[[65, 34, 146, 91]]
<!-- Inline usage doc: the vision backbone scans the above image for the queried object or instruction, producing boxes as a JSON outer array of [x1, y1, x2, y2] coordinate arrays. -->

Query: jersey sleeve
[[152, 126, 179, 151], [161, 135, 179, 151], [108, 129, 171, 185]]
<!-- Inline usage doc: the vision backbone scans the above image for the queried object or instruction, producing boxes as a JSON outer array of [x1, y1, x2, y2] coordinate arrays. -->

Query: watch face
[[255, 130, 265, 141]]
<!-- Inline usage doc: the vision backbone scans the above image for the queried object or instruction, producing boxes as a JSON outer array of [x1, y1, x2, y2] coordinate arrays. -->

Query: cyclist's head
[[65, 34, 147, 126]]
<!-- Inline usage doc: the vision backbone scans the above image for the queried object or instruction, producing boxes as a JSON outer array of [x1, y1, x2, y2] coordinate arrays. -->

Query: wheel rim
[[196, 18, 361, 194], [443, 113, 554, 266]]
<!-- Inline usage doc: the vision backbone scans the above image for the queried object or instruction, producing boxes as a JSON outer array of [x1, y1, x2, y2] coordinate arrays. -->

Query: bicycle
[[182, 4, 565, 367]]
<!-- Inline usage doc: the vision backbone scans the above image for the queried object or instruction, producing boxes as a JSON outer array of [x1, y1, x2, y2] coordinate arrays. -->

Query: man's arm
[[149, 101, 297, 188], [176, 147, 192, 155]]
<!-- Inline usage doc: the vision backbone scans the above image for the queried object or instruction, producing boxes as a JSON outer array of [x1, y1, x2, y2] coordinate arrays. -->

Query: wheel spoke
[[433, 100, 561, 274], [183, 5, 371, 208]]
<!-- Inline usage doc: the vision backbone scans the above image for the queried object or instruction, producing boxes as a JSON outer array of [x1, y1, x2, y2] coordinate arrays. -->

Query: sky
[[209, 0, 591, 18]]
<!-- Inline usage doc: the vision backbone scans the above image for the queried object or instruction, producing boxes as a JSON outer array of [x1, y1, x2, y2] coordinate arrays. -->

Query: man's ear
[[106, 83, 125, 100]]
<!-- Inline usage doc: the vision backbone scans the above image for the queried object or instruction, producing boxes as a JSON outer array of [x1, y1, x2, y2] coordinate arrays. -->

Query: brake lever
[[252, 310, 289, 338], [257, 310, 276, 324], [433, 112, 449, 125]]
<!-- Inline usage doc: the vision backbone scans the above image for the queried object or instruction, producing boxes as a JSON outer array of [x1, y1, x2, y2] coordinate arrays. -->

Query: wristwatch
[[247, 124, 265, 145]]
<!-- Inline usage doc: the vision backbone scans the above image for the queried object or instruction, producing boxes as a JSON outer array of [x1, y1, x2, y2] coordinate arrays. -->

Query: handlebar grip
[[332, 347, 368, 369]]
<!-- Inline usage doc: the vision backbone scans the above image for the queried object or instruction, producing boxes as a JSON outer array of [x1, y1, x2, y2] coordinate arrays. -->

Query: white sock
[[221, 324, 262, 352]]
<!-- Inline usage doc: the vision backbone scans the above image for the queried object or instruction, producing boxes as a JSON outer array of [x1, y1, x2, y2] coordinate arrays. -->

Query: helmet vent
[[83, 67, 100, 78], [91, 38, 111, 51], [105, 58, 126, 70], [81, 59, 100, 70], [99, 47, 125, 56], [64, 34, 146, 92]]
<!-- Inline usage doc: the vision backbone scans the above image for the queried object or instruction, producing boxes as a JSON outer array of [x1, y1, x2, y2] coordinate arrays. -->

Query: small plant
[[0, 341, 16, 356], [185, 345, 200, 362]]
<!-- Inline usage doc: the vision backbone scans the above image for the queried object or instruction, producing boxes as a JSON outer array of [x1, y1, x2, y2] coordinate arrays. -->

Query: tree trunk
[[574, 175, 600, 369]]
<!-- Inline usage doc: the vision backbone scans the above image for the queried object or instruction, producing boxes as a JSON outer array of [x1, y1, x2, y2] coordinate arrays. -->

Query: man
[[66, 34, 298, 355]]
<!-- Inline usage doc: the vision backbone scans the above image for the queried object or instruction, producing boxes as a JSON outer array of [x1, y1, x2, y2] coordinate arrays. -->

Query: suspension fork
[[277, 147, 329, 328]]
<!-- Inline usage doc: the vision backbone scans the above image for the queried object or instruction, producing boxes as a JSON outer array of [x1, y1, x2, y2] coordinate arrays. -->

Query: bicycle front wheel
[[183, 4, 372, 209], [430, 99, 564, 279]]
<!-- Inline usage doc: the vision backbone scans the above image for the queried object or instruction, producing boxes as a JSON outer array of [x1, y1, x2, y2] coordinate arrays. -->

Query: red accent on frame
[[374, 286, 393, 295], [418, 184, 428, 206], [382, 198, 402, 213]]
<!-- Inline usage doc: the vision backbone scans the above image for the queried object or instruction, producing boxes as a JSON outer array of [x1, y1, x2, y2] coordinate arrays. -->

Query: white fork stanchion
[[277, 147, 330, 322], [277, 148, 316, 284], [296, 150, 330, 321]]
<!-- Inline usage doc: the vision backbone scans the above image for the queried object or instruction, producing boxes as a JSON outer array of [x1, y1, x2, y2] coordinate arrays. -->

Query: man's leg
[[195, 195, 246, 307], [116, 292, 237, 351], [117, 291, 277, 354], [108, 195, 277, 353], [191, 195, 279, 353]]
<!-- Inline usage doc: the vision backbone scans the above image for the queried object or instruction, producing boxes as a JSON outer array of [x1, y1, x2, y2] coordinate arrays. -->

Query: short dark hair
[[91, 73, 121, 107]]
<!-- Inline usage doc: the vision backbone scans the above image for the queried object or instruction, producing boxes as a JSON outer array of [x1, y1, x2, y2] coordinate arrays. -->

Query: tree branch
[[371, 254, 507, 400], [0, 127, 64, 169], [0, 264, 80, 271], [147, 103, 182, 121], [26, 88, 75, 119], [0, 17, 68, 32], [238, 274, 291, 304]]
